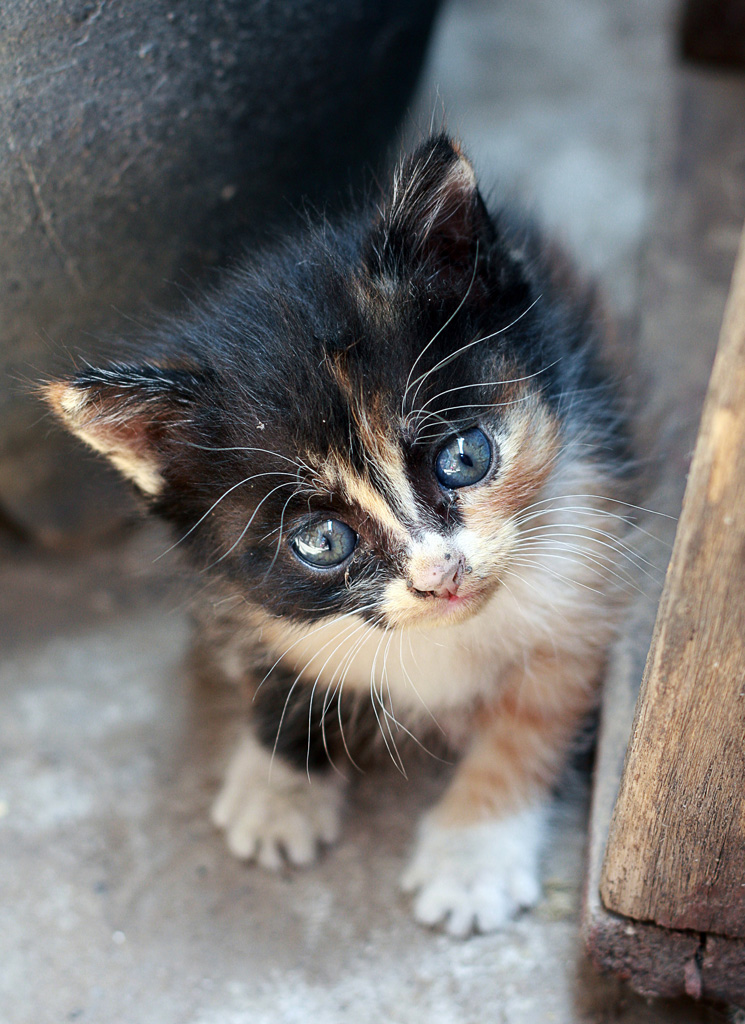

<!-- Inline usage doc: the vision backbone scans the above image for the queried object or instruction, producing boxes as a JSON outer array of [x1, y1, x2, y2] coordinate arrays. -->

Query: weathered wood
[[582, 67, 745, 1001], [599, 219, 745, 936]]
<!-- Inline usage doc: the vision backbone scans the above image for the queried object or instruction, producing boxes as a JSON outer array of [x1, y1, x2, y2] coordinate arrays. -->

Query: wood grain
[[599, 224, 745, 936]]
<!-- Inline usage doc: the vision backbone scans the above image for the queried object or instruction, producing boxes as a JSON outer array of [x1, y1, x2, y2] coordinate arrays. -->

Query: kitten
[[45, 134, 632, 937]]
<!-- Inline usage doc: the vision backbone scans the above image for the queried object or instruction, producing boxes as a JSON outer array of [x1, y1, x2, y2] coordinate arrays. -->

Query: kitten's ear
[[366, 134, 494, 288], [44, 364, 208, 496]]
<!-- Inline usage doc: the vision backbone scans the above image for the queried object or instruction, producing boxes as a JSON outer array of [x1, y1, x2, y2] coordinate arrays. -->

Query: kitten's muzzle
[[408, 552, 467, 599]]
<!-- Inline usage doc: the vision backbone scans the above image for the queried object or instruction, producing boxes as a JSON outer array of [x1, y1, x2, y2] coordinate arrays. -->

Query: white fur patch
[[400, 805, 546, 937], [211, 730, 345, 870]]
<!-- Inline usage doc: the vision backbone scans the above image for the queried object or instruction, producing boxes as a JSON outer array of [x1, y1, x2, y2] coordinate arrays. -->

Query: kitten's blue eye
[[435, 428, 492, 489], [291, 519, 357, 568]]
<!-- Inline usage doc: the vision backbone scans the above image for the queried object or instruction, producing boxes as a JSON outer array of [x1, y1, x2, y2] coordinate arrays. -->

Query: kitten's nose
[[409, 553, 465, 598]]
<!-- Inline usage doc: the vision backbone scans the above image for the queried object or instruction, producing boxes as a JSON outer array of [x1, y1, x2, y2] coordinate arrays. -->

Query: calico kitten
[[45, 135, 632, 937]]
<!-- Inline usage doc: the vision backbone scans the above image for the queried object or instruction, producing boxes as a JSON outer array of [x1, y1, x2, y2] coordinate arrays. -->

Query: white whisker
[[405, 294, 541, 417], [408, 360, 558, 426], [267, 614, 374, 774], [322, 618, 381, 771], [400, 242, 481, 419], [509, 557, 607, 596], [368, 628, 406, 775], [303, 620, 371, 779], [204, 480, 299, 569], [255, 603, 380, 695], [512, 493, 675, 527], [398, 630, 446, 737], [155, 470, 298, 562], [516, 524, 663, 576], [513, 544, 645, 595]]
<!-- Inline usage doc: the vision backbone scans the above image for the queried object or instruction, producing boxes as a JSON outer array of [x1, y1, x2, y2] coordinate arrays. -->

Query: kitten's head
[[45, 135, 617, 630]]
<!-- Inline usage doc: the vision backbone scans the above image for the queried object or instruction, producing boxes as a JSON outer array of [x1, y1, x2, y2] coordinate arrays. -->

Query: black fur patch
[[252, 666, 375, 773]]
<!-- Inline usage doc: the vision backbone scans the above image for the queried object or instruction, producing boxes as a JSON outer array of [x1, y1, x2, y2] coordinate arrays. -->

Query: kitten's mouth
[[415, 582, 493, 621], [383, 571, 498, 628]]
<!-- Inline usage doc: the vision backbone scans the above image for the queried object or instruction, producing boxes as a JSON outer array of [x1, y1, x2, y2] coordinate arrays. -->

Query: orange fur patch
[[308, 361, 419, 537], [317, 454, 409, 541], [432, 645, 605, 826], [459, 397, 560, 535]]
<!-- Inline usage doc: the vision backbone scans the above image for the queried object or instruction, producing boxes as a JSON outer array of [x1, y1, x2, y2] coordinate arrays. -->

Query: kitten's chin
[[426, 589, 492, 625]]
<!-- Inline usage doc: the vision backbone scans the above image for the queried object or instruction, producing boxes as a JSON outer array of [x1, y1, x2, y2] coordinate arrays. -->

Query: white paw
[[211, 731, 344, 870], [400, 807, 545, 937]]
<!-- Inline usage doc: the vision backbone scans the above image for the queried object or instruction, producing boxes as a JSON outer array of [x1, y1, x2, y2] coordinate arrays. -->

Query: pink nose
[[409, 555, 464, 598]]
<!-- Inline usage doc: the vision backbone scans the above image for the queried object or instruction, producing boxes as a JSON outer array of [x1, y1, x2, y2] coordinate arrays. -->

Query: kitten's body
[[46, 136, 633, 936]]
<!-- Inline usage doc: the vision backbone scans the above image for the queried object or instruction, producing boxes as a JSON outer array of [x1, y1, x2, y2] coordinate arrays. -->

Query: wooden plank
[[582, 67, 745, 1001], [599, 220, 745, 937]]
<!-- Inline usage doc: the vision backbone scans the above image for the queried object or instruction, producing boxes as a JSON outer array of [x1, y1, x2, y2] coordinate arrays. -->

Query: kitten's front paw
[[211, 731, 344, 870], [400, 807, 545, 937]]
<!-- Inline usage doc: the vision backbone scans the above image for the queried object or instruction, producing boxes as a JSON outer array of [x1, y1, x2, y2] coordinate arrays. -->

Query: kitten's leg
[[402, 647, 600, 936], [212, 669, 348, 870], [211, 728, 345, 869]]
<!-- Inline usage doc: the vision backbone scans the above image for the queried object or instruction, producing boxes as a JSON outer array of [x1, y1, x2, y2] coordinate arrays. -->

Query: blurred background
[[2, 1, 744, 1021], [1, 0, 442, 544]]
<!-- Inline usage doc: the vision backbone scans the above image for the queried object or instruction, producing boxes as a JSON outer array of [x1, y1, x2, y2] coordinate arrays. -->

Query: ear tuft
[[47, 381, 90, 421], [44, 365, 207, 496], [366, 134, 492, 287]]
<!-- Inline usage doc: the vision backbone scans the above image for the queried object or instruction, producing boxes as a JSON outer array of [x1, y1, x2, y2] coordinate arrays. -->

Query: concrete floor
[[1, 0, 734, 1021], [0, 529, 716, 1024]]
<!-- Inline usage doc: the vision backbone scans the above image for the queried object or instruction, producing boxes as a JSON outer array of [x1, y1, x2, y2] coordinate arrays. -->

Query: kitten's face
[[240, 377, 560, 631], [46, 136, 591, 633]]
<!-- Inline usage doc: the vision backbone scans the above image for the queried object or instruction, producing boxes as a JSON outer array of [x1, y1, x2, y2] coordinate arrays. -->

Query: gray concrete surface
[[0, 530, 715, 1023], [1, 0, 734, 1021]]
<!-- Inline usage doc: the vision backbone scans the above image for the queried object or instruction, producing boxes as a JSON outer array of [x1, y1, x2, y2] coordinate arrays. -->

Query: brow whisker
[[412, 391, 539, 441], [174, 441, 313, 475], [401, 241, 481, 419], [405, 294, 541, 419], [408, 360, 558, 427]]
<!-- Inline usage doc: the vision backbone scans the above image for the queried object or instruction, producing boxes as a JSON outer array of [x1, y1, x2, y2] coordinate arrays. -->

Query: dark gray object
[[0, 0, 440, 544]]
